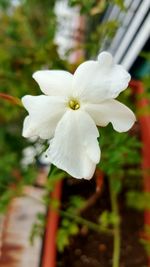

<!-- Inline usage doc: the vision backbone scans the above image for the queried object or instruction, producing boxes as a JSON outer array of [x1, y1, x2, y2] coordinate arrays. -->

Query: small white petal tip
[[32, 71, 40, 80], [97, 51, 113, 66]]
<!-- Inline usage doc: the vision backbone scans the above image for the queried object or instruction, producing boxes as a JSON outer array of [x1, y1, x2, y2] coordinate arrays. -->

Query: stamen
[[68, 99, 80, 110]]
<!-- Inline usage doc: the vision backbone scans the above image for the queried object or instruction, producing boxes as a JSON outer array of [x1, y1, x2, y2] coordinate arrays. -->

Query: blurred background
[[0, 0, 150, 267]]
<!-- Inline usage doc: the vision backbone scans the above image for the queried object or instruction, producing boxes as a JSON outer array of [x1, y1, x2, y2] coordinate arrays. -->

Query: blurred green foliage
[[99, 210, 120, 229], [30, 211, 46, 245], [57, 195, 84, 252], [0, 0, 61, 210], [127, 191, 150, 211], [68, 0, 125, 14], [140, 225, 150, 256]]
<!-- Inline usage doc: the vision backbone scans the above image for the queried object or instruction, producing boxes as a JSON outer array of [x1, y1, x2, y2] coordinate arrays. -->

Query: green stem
[[59, 209, 112, 235], [109, 177, 121, 267], [27, 193, 112, 235]]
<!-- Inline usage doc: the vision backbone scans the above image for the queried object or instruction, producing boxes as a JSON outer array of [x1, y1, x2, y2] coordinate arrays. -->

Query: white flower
[[22, 52, 136, 179]]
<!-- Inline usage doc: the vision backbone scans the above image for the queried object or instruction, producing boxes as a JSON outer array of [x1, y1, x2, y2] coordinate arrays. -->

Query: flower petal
[[33, 70, 73, 96], [46, 110, 100, 179], [84, 99, 136, 132], [22, 95, 66, 139], [72, 51, 131, 103]]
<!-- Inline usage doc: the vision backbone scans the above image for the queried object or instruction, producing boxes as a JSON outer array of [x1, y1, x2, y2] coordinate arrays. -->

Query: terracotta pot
[[42, 180, 63, 267], [130, 80, 150, 266]]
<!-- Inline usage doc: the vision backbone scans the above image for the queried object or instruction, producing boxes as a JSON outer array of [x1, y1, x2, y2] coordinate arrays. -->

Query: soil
[[57, 177, 148, 267]]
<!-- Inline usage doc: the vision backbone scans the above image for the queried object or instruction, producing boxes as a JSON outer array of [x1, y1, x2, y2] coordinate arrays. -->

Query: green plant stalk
[[59, 209, 112, 235], [27, 192, 113, 235], [109, 177, 121, 267]]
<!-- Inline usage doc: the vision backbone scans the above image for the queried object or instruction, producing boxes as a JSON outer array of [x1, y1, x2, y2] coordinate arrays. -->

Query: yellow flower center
[[68, 99, 80, 110]]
